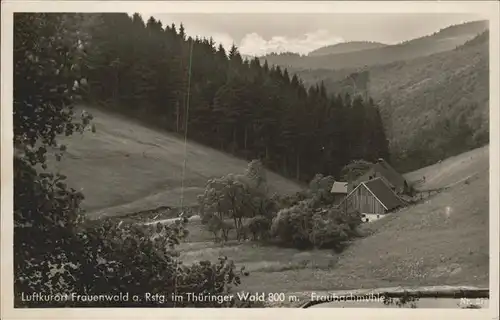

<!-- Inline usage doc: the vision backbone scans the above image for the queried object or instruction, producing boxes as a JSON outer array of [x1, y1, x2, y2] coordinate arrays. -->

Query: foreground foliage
[[14, 13, 255, 308]]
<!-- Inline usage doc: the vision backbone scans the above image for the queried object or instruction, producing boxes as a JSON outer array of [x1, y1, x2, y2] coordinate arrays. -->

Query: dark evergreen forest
[[81, 13, 390, 182]]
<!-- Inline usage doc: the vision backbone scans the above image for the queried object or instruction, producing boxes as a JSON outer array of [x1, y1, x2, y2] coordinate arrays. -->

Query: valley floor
[[178, 146, 489, 303], [55, 107, 489, 305]]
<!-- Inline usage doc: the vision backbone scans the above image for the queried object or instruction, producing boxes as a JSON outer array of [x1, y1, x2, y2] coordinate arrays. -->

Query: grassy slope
[[261, 20, 487, 70], [50, 104, 488, 296], [404, 145, 489, 190], [47, 107, 302, 219], [178, 146, 489, 295]]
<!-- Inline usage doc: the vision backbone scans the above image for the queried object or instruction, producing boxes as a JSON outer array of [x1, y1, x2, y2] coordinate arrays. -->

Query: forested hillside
[[259, 20, 488, 70], [297, 31, 489, 171], [81, 13, 390, 182]]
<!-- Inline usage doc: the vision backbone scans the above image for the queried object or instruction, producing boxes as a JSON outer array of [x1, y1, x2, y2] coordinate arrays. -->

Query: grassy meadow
[[176, 145, 489, 298], [51, 106, 489, 305], [47, 107, 303, 219]]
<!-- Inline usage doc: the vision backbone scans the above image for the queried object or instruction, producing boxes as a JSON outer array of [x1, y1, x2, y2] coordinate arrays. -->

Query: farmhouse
[[350, 158, 409, 194], [330, 181, 348, 204], [341, 177, 405, 219]]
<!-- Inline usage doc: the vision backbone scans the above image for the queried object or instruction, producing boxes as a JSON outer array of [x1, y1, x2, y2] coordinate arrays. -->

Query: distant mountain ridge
[[308, 41, 388, 57], [296, 30, 489, 171], [259, 20, 488, 70]]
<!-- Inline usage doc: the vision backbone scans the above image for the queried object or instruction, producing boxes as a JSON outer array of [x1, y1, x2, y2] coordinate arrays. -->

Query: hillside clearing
[[404, 145, 488, 190], [177, 146, 489, 298], [47, 107, 303, 219], [51, 104, 488, 298]]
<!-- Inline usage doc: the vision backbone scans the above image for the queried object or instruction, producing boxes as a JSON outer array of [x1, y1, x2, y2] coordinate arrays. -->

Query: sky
[[140, 13, 485, 56]]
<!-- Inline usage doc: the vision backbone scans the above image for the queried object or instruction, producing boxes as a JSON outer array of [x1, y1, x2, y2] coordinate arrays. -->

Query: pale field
[[47, 106, 303, 219]]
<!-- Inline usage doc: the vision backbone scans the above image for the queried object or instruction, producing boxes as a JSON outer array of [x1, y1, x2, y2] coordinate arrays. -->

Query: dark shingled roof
[[374, 159, 406, 188], [362, 178, 405, 211], [355, 158, 406, 189]]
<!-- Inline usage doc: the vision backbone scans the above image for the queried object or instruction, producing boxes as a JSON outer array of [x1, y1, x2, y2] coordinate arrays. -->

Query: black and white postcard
[[1, 1, 499, 319]]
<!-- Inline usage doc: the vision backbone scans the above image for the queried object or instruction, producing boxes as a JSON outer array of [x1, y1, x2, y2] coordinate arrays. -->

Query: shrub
[[245, 215, 272, 241], [340, 160, 374, 182], [310, 208, 362, 251], [197, 174, 253, 241], [273, 191, 309, 211], [206, 215, 234, 243], [309, 174, 335, 193], [305, 174, 341, 208], [270, 201, 362, 250], [270, 201, 314, 248], [197, 160, 276, 243]]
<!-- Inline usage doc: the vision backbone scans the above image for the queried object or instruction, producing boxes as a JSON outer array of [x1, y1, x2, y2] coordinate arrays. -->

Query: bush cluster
[[198, 170, 364, 251], [197, 160, 276, 243], [269, 174, 362, 250], [270, 200, 362, 251]]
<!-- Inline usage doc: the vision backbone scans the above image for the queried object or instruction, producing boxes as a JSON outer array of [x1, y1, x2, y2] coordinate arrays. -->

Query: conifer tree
[[81, 12, 391, 182]]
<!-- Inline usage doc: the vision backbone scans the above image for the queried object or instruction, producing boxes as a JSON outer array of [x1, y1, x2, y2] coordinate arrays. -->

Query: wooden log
[[300, 286, 489, 308]]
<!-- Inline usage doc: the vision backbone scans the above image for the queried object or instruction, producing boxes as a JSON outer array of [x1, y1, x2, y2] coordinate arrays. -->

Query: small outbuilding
[[330, 181, 348, 204], [340, 177, 405, 216]]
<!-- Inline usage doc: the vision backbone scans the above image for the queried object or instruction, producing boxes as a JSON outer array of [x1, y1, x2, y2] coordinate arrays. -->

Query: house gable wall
[[345, 184, 386, 215]]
